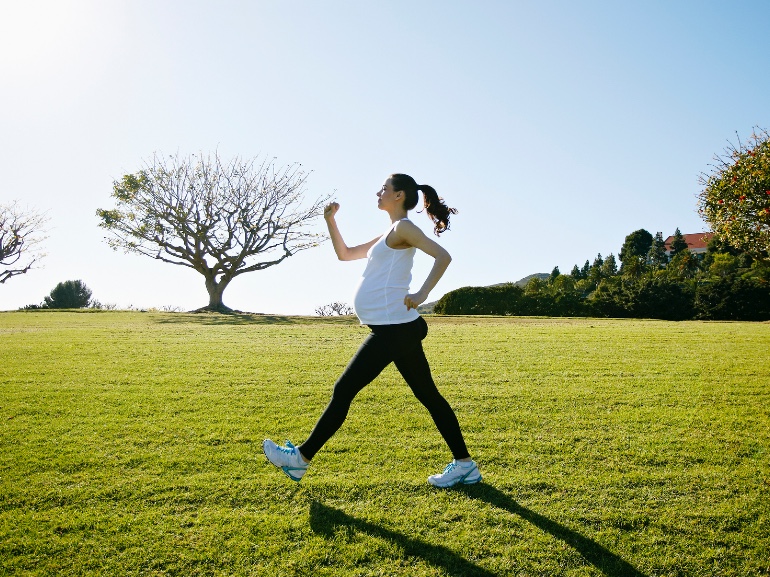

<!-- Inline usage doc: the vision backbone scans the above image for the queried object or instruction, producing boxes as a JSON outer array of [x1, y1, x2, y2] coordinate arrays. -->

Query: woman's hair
[[389, 173, 458, 236]]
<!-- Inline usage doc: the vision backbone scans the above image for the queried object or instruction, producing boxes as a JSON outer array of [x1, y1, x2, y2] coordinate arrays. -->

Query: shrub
[[43, 280, 93, 309], [695, 276, 770, 321]]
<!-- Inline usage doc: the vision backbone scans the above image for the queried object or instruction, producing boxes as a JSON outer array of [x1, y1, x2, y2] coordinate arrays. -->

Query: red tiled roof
[[663, 232, 714, 251]]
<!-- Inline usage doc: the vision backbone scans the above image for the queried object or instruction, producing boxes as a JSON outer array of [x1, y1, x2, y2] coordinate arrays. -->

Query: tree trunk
[[204, 277, 232, 312]]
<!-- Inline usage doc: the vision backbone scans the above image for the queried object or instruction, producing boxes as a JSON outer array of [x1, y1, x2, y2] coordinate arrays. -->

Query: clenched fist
[[324, 202, 340, 220]]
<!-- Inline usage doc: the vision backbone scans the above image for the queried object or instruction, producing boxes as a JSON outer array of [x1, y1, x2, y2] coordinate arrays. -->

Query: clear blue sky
[[2, 1, 768, 313]]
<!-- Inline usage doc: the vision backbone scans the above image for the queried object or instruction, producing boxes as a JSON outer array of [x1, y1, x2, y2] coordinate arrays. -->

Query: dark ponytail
[[389, 173, 458, 236]]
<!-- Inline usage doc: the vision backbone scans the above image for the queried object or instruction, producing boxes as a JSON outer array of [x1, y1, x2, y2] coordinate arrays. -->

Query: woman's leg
[[298, 331, 392, 460], [392, 321, 471, 460]]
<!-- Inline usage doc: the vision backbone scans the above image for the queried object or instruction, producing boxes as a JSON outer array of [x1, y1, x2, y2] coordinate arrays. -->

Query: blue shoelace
[[277, 440, 297, 455]]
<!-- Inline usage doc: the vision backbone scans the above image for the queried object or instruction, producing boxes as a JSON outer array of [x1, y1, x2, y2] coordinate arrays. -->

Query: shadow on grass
[[155, 312, 299, 325], [456, 484, 648, 577], [152, 312, 359, 326], [309, 485, 647, 577], [309, 500, 497, 577]]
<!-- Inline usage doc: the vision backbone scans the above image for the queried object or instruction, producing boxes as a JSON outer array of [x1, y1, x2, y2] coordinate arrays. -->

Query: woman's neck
[[387, 208, 408, 223]]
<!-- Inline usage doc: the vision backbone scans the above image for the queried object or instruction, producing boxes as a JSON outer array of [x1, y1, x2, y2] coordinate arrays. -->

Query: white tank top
[[353, 219, 420, 325]]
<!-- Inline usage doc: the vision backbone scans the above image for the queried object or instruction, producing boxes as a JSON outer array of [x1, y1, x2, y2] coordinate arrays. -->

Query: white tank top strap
[[383, 218, 409, 248]]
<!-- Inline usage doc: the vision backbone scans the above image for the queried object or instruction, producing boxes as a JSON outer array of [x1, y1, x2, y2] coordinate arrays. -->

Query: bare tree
[[97, 152, 330, 311], [315, 302, 355, 316], [0, 201, 48, 284]]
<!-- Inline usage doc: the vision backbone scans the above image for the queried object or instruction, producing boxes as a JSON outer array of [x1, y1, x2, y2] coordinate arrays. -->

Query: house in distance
[[664, 232, 713, 257]]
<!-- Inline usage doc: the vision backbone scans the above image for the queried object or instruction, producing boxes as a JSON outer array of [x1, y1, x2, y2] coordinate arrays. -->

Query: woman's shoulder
[[392, 218, 424, 239], [387, 219, 426, 250], [392, 218, 419, 232]]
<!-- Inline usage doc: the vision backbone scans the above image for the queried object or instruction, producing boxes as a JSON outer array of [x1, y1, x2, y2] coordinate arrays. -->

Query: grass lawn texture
[[1, 311, 768, 576]]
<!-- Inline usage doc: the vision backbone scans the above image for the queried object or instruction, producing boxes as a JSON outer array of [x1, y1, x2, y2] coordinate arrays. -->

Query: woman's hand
[[324, 202, 380, 261], [324, 202, 340, 220], [404, 291, 427, 311]]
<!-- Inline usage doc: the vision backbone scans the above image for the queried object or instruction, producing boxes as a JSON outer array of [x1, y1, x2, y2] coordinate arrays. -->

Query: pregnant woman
[[263, 173, 481, 488]]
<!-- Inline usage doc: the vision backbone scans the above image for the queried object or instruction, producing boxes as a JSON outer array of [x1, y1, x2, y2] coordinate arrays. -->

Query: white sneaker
[[263, 439, 309, 482], [428, 460, 482, 488]]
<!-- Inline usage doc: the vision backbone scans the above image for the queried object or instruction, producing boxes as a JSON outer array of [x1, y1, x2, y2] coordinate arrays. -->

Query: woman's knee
[[409, 382, 447, 407], [330, 380, 359, 406]]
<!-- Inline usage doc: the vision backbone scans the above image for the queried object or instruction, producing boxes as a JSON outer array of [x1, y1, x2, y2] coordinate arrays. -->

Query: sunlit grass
[[1, 311, 768, 576]]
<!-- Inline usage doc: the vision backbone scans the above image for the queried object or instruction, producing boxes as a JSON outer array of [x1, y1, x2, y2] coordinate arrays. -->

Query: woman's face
[[376, 178, 402, 210]]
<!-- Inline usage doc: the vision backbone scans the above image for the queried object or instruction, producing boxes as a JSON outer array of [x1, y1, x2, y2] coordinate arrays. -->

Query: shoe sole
[[429, 471, 483, 488], [279, 466, 305, 482]]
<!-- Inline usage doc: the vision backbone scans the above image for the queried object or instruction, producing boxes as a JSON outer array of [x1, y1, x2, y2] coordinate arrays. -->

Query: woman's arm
[[324, 203, 380, 261], [391, 220, 452, 310]]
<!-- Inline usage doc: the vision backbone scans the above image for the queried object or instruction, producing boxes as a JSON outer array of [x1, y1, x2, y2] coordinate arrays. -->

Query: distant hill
[[418, 273, 549, 314], [501, 273, 550, 288]]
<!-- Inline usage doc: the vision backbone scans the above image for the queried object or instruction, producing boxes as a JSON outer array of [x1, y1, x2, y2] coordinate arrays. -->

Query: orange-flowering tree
[[698, 128, 770, 263]]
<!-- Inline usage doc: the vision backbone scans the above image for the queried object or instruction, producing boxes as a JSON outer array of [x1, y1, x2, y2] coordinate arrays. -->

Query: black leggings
[[298, 316, 470, 461]]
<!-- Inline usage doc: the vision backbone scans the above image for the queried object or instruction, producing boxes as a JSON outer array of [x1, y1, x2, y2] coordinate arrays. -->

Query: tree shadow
[[456, 484, 648, 577], [309, 500, 497, 577], [153, 312, 302, 325], [151, 312, 361, 326]]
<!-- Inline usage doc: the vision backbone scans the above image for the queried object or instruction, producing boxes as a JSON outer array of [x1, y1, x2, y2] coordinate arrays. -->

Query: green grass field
[[1, 311, 768, 576]]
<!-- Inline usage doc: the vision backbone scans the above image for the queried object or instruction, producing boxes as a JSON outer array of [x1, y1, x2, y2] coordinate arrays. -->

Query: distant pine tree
[[648, 232, 669, 269], [601, 253, 618, 277], [670, 227, 689, 256], [588, 254, 604, 284], [581, 260, 591, 278]]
